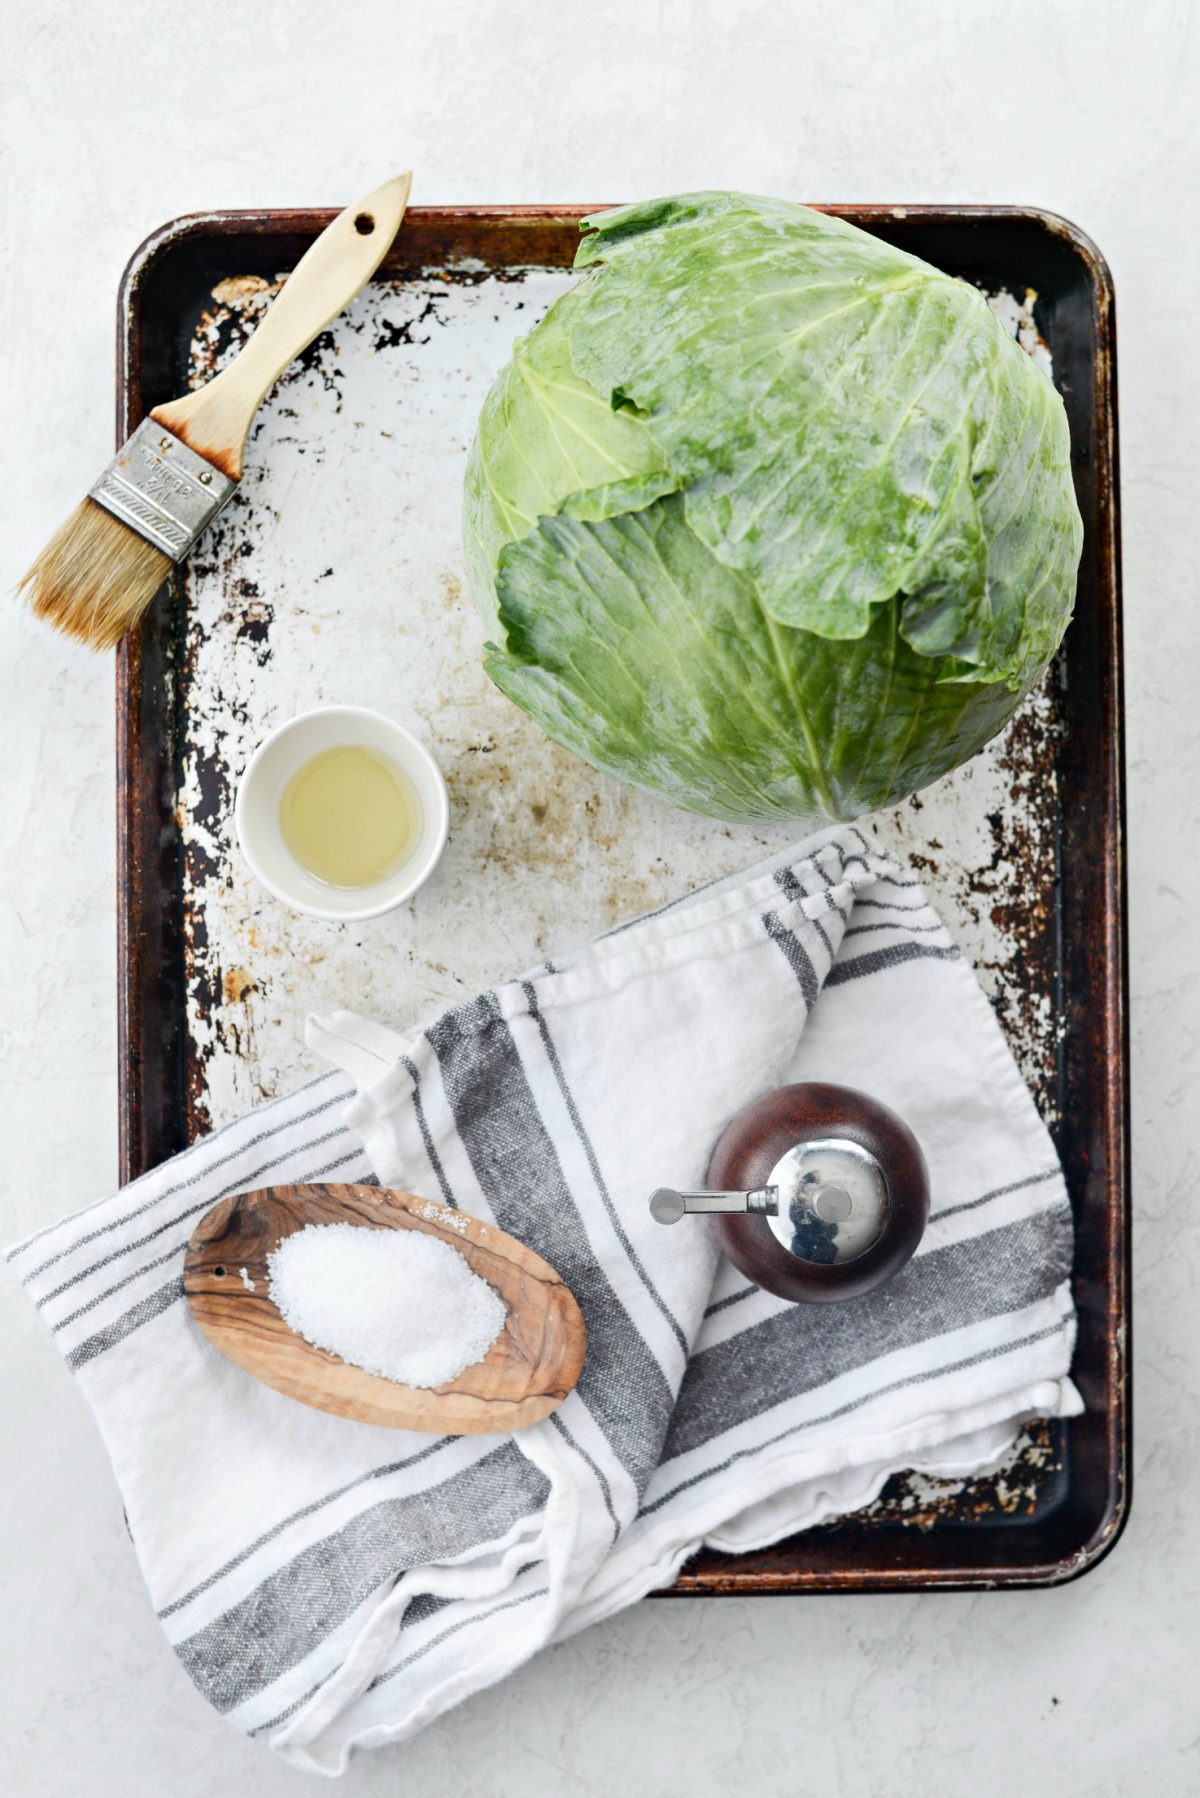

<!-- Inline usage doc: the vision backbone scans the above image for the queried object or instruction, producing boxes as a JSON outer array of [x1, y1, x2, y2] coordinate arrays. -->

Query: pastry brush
[[19, 172, 412, 650]]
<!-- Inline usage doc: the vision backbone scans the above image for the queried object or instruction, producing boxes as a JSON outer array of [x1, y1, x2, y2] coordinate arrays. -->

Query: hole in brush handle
[[354, 212, 376, 235]]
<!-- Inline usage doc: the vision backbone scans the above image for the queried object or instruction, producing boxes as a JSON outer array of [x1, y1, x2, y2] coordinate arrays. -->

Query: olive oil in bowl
[[280, 745, 422, 889], [237, 705, 449, 921]]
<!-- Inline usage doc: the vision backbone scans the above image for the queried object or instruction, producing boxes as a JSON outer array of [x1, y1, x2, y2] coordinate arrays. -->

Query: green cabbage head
[[463, 192, 1082, 823]]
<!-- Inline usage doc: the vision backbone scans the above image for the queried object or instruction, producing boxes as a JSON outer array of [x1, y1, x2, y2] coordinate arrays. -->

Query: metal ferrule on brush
[[89, 417, 237, 562]]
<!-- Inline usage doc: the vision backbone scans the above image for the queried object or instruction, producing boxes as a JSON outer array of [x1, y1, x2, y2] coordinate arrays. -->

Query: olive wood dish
[[184, 1182, 587, 1433]]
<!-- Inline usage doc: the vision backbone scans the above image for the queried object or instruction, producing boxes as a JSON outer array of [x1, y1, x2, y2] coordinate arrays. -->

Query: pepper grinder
[[650, 1083, 929, 1303]]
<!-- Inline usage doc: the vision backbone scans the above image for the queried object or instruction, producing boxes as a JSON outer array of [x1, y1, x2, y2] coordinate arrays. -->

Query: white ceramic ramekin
[[235, 705, 449, 922]]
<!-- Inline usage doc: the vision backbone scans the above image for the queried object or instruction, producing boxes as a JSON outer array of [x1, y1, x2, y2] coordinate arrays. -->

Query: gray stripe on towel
[[522, 981, 687, 1357], [642, 1318, 1070, 1517], [550, 1412, 622, 1544], [66, 1279, 183, 1370], [772, 866, 838, 957], [174, 1441, 548, 1714], [61, 1146, 370, 1367], [159, 1440, 455, 1620], [762, 912, 820, 1008], [934, 1165, 1062, 1223], [825, 941, 959, 985], [853, 896, 931, 915], [57, 1155, 376, 1336], [16, 1080, 351, 1279], [53, 1240, 187, 1333], [36, 1124, 359, 1306], [250, 1591, 457, 1737], [703, 1283, 758, 1320], [366, 1585, 547, 1696], [843, 919, 946, 938], [427, 992, 676, 1491], [400, 1054, 456, 1208], [662, 1205, 1073, 1464], [856, 870, 920, 892]]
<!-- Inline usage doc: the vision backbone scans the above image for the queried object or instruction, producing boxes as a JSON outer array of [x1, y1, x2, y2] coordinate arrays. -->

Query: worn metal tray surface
[[115, 202, 1126, 1591]]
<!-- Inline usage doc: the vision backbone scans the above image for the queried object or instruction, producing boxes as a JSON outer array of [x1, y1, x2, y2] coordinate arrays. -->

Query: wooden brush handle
[[152, 172, 412, 481]]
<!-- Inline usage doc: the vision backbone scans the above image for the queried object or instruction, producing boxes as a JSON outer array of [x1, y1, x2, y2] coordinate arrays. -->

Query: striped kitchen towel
[[7, 824, 1080, 1775]]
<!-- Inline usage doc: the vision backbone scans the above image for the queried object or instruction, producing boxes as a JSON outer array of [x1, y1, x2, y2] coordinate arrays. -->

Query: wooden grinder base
[[707, 1083, 929, 1304]]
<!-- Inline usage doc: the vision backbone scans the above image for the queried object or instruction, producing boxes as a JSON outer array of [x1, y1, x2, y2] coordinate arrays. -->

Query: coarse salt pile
[[267, 1222, 507, 1389]]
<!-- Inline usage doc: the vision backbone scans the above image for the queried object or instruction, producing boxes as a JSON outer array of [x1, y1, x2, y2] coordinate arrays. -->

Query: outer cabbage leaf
[[463, 284, 675, 635], [487, 497, 1019, 823], [568, 193, 1080, 688]]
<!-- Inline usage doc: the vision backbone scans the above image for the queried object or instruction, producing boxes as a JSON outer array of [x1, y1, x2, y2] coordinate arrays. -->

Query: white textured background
[[1, 3, 1196, 1793]]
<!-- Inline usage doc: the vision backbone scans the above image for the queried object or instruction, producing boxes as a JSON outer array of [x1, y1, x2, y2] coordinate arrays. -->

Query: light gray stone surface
[[1, 2, 1196, 1792]]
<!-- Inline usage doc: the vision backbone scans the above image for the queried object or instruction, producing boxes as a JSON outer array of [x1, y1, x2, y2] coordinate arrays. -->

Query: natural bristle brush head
[[19, 497, 174, 651], [18, 175, 413, 652], [17, 417, 236, 651]]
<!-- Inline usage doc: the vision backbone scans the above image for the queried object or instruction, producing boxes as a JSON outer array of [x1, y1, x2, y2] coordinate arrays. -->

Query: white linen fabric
[[7, 824, 1080, 1775]]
